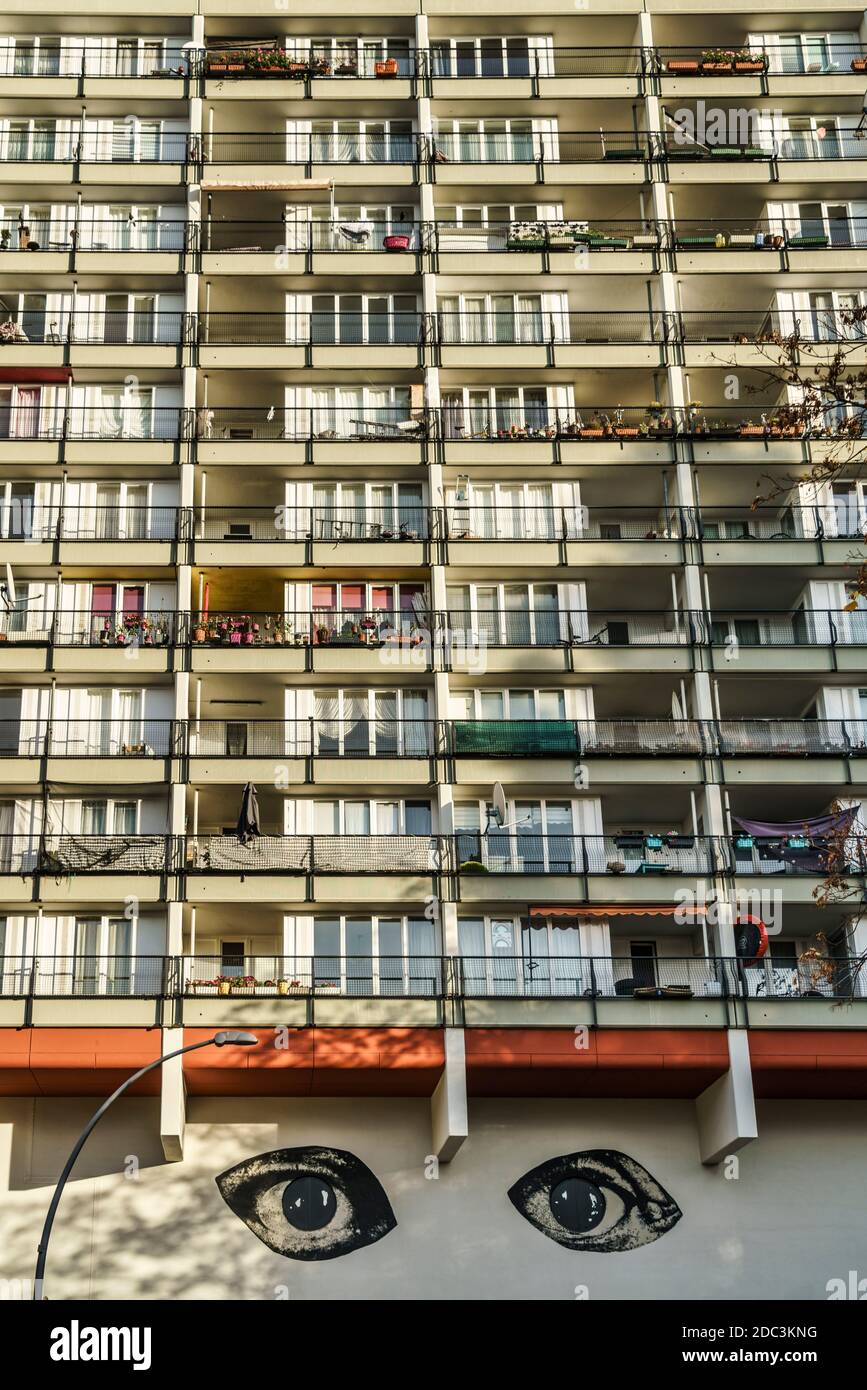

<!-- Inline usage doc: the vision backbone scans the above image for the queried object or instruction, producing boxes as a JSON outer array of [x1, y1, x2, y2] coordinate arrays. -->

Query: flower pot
[[735, 61, 765, 72], [277, 980, 290, 995], [852, 58, 867, 71], [701, 62, 733, 73], [375, 59, 399, 77], [580, 428, 604, 438], [667, 60, 699, 73], [614, 427, 639, 438], [739, 426, 764, 437], [218, 980, 232, 996], [383, 234, 411, 251]]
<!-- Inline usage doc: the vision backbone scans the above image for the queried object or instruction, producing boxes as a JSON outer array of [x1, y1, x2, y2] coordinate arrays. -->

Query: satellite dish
[[671, 691, 683, 720], [492, 781, 507, 829], [734, 915, 769, 967], [4, 562, 15, 609]]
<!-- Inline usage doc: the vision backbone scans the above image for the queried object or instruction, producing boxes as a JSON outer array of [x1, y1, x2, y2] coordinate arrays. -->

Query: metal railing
[[0, 219, 189, 254], [437, 310, 665, 345], [189, 609, 424, 646], [204, 132, 422, 164], [670, 216, 867, 249], [0, 47, 193, 78], [0, 506, 179, 542], [678, 309, 867, 343], [195, 406, 427, 442], [189, 719, 437, 757], [0, 833, 863, 880], [0, 132, 191, 163], [439, 403, 674, 440], [443, 609, 696, 647], [194, 506, 428, 542], [707, 611, 867, 646], [428, 46, 644, 78], [199, 311, 424, 346], [435, 219, 660, 252], [0, 834, 172, 874], [432, 130, 651, 163], [716, 719, 867, 756], [204, 51, 414, 80], [697, 504, 864, 540], [450, 718, 708, 756], [0, 406, 184, 441], [5, 611, 178, 647], [444, 506, 688, 540], [654, 45, 867, 75], [660, 130, 867, 162], [0, 310, 186, 346], [201, 219, 425, 253], [1, 951, 864, 1002], [184, 955, 445, 996]]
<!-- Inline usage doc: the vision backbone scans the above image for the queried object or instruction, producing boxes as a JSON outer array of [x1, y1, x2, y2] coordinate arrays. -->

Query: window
[[310, 914, 438, 994]]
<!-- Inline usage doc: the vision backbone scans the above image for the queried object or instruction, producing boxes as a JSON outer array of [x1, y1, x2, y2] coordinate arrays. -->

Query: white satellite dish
[[492, 781, 506, 828], [4, 562, 15, 609], [671, 691, 683, 721]]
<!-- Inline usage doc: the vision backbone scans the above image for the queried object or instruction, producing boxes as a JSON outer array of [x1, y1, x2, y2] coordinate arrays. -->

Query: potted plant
[[215, 975, 233, 996], [852, 57, 867, 72], [459, 859, 489, 873], [374, 57, 399, 77], [701, 48, 736, 73], [740, 422, 764, 437], [734, 49, 767, 72], [383, 232, 411, 251], [607, 859, 627, 873]]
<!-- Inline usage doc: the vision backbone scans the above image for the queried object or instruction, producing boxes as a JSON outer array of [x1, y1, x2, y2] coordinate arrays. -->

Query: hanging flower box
[[739, 424, 764, 437], [735, 59, 766, 72], [614, 427, 639, 437], [383, 233, 411, 251], [666, 59, 699, 73], [579, 427, 604, 438], [374, 58, 399, 77], [852, 57, 867, 71]]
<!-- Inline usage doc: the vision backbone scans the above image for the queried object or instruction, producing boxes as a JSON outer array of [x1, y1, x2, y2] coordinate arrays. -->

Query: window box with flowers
[[0, 319, 27, 344], [700, 49, 736, 73], [374, 58, 399, 77]]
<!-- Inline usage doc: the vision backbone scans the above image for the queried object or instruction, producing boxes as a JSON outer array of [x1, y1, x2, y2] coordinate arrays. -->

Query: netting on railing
[[40, 835, 169, 874]]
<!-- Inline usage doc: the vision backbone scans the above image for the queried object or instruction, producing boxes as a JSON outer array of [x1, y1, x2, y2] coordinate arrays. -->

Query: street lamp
[[32, 1030, 259, 1299]]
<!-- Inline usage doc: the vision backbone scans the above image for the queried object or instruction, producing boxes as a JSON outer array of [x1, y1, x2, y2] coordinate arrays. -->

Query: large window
[[312, 914, 438, 994]]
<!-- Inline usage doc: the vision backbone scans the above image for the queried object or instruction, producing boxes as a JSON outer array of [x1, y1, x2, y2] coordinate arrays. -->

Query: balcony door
[[73, 916, 133, 995]]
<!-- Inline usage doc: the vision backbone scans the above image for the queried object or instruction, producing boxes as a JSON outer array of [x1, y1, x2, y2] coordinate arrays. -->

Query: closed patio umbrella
[[236, 782, 261, 844]]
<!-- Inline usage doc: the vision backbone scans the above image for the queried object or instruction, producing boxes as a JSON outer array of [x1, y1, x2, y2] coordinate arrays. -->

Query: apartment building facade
[[0, 0, 867, 1299]]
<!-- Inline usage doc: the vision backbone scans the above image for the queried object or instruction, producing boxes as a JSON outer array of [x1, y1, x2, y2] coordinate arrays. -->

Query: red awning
[[0, 367, 72, 384]]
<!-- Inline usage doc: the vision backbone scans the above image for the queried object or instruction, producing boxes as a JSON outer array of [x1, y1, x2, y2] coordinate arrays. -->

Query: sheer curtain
[[458, 917, 486, 992], [314, 691, 340, 753]]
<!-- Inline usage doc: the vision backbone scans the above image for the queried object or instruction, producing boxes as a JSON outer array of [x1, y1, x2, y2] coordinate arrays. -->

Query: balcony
[[431, 130, 651, 185], [654, 44, 867, 84], [0, 132, 191, 189], [0, 719, 178, 763], [198, 311, 424, 369], [0, 44, 194, 84], [195, 406, 427, 464], [201, 218, 425, 275], [0, 406, 184, 446], [190, 718, 437, 762], [450, 718, 707, 757], [202, 132, 422, 186], [188, 609, 429, 674], [193, 506, 429, 566], [679, 309, 867, 366], [0, 310, 187, 368], [427, 46, 644, 98], [660, 129, 867, 183], [436, 309, 666, 368], [435, 218, 662, 273]]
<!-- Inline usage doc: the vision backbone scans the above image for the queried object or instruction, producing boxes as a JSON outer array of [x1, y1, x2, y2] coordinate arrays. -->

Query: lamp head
[[213, 1031, 259, 1047]]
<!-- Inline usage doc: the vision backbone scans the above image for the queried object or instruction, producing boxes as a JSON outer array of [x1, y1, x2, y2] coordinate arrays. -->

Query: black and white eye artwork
[[216, 1147, 397, 1261], [508, 1150, 682, 1252]]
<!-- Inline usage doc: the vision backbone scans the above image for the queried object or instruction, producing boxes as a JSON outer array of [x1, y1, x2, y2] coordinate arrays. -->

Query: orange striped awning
[[531, 905, 708, 919]]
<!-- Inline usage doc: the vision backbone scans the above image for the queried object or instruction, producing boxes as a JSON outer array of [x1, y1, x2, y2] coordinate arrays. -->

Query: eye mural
[[508, 1150, 682, 1253], [215, 1147, 397, 1261]]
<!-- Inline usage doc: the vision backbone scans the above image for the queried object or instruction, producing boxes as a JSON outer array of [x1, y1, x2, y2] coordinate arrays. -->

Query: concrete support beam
[[431, 1027, 468, 1163], [695, 1031, 758, 1166], [159, 1026, 186, 1162]]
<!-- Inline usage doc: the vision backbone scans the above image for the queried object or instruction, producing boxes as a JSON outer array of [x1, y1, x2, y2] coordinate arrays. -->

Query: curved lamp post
[[33, 1030, 259, 1299]]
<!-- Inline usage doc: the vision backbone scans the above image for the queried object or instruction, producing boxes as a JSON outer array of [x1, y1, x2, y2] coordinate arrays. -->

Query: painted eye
[[216, 1147, 396, 1261], [508, 1150, 682, 1253]]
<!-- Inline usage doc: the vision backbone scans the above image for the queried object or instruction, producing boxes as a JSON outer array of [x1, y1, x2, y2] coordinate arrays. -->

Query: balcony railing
[[201, 219, 426, 254], [0, 133, 191, 163], [0, 506, 180, 542], [678, 309, 867, 343], [428, 47, 645, 79], [2, 952, 864, 1003], [443, 609, 695, 647], [186, 833, 438, 874], [709, 612, 867, 647], [0, 311, 186, 346], [190, 719, 438, 757], [196, 406, 427, 442], [671, 216, 867, 250], [661, 131, 867, 162], [200, 311, 424, 346], [194, 505, 429, 542], [451, 718, 708, 756], [0, 219, 190, 254], [204, 50, 414, 80], [185, 955, 445, 997], [21, 611, 177, 647], [0, 47, 193, 78], [716, 719, 867, 756], [0, 834, 863, 880], [437, 310, 665, 345], [0, 407, 184, 442], [654, 45, 866, 76], [0, 834, 172, 874], [204, 133, 423, 164], [444, 506, 689, 540], [697, 505, 860, 540], [432, 130, 651, 163], [435, 219, 660, 253], [189, 610, 424, 647]]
